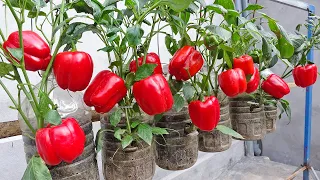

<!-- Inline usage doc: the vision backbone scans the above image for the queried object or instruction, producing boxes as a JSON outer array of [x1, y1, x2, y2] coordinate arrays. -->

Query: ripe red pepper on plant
[[35, 118, 85, 166], [246, 67, 260, 93], [293, 64, 318, 88], [233, 55, 254, 75], [53, 51, 93, 92], [129, 53, 163, 74], [218, 68, 247, 97], [168, 45, 204, 81], [3, 31, 51, 71], [84, 70, 127, 114], [133, 74, 173, 115], [188, 96, 220, 131], [261, 74, 290, 99]]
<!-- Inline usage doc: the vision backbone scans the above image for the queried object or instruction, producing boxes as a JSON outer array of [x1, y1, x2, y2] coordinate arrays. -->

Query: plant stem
[[124, 108, 132, 134], [137, 1, 161, 24], [0, 29, 5, 41], [0, 79, 36, 134]]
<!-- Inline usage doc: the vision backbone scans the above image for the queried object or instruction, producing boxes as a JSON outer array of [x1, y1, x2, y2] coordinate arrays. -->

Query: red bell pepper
[[233, 55, 254, 75], [53, 51, 93, 92], [218, 68, 247, 97], [3, 31, 51, 71], [188, 96, 220, 131], [133, 74, 173, 115], [84, 70, 127, 113], [293, 64, 318, 88], [246, 67, 260, 93], [261, 74, 290, 99], [35, 118, 85, 165], [168, 46, 204, 81], [129, 53, 163, 74]]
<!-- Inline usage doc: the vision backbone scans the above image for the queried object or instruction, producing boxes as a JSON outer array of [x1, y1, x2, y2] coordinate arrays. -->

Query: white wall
[[0, 0, 221, 123]]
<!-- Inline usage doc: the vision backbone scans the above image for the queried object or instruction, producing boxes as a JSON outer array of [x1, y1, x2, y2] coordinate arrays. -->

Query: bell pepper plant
[[129, 53, 163, 74]]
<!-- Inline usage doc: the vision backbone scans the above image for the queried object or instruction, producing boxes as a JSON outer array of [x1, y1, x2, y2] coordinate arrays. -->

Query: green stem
[[0, 79, 36, 134], [137, 1, 162, 24], [201, 50, 218, 94], [187, 70, 200, 97], [0, 29, 5, 41], [124, 108, 132, 134], [143, 15, 158, 64]]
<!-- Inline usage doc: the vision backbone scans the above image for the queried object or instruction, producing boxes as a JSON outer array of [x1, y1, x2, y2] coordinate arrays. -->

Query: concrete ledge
[[0, 123, 244, 180]]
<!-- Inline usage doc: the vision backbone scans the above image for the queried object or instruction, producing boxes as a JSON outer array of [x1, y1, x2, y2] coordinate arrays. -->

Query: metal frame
[[236, 0, 316, 179]]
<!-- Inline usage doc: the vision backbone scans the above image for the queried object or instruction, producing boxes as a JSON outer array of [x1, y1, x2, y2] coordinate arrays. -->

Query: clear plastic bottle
[[18, 74, 99, 179]]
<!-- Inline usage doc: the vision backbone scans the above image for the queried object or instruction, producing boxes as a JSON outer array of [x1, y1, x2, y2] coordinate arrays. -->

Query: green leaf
[[205, 25, 232, 41], [126, 25, 144, 47], [110, 109, 122, 127], [95, 129, 104, 152], [152, 127, 169, 135], [98, 46, 114, 52], [183, 82, 195, 102], [38, 91, 54, 119], [134, 64, 157, 81], [114, 128, 126, 141], [169, 79, 183, 95], [206, 4, 227, 14], [44, 110, 61, 125], [216, 125, 244, 139], [27, 11, 46, 18], [6, 48, 23, 61], [163, 0, 193, 12], [71, 0, 103, 18], [132, 102, 141, 113], [278, 37, 294, 59], [279, 99, 291, 121], [137, 123, 153, 145], [223, 50, 232, 69], [214, 0, 235, 10], [269, 55, 278, 68], [154, 114, 163, 122], [109, 61, 122, 69], [165, 35, 179, 55], [0, 62, 13, 77], [22, 156, 52, 180], [243, 4, 263, 11], [281, 58, 293, 68], [121, 135, 133, 149], [262, 37, 272, 61], [125, 72, 135, 88], [131, 120, 141, 128], [173, 94, 185, 112], [9, 0, 37, 11]]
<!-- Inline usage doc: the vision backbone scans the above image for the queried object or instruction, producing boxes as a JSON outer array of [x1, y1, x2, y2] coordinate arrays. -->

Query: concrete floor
[[218, 156, 320, 180]]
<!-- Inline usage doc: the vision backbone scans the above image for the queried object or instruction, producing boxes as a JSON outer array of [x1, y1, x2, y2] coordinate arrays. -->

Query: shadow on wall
[[248, 0, 320, 170]]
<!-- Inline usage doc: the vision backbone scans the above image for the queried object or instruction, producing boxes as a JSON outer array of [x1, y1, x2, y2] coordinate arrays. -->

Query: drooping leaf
[[125, 72, 135, 88], [131, 120, 141, 128], [152, 127, 169, 135], [269, 55, 278, 68], [216, 125, 244, 139], [71, 0, 103, 18], [183, 82, 195, 102], [214, 0, 235, 10], [173, 94, 185, 112], [0, 62, 13, 77], [126, 25, 144, 47], [114, 128, 126, 140], [154, 114, 163, 122], [165, 35, 179, 56], [205, 4, 227, 14], [134, 64, 157, 81], [110, 109, 122, 127], [137, 123, 153, 145], [262, 37, 272, 61], [223, 50, 232, 69], [168, 79, 183, 95], [205, 25, 232, 41], [121, 135, 133, 149], [27, 11, 46, 18], [243, 4, 263, 11], [44, 110, 61, 125], [163, 0, 193, 12], [22, 156, 52, 180]]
